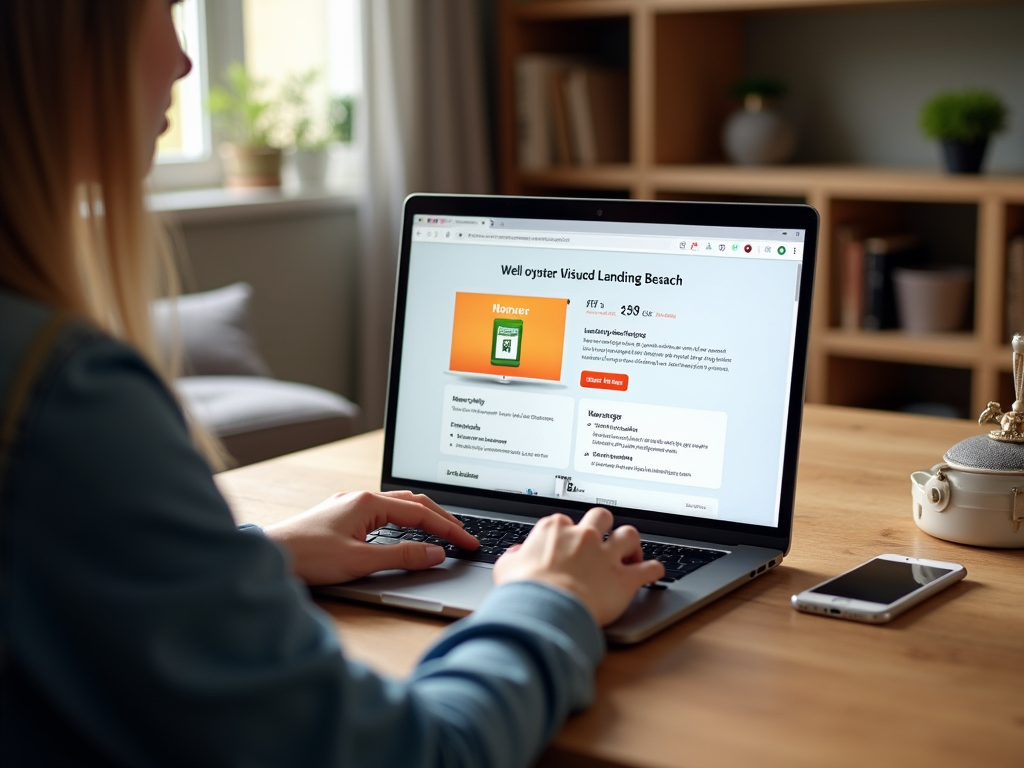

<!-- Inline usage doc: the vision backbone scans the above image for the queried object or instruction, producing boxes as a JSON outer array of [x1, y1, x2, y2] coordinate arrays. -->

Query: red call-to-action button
[[580, 370, 629, 391]]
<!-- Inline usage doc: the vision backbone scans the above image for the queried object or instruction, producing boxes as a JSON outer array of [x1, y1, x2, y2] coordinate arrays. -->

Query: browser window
[[391, 215, 807, 528]]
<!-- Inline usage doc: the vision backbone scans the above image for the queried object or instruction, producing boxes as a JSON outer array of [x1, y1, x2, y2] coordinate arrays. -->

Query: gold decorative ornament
[[979, 334, 1024, 443]]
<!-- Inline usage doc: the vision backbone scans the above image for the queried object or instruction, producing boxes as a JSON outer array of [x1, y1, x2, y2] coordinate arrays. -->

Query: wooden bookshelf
[[497, 0, 1024, 418]]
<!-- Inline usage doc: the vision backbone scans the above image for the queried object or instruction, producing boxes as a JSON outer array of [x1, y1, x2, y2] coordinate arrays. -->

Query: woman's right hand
[[493, 507, 665, 626]]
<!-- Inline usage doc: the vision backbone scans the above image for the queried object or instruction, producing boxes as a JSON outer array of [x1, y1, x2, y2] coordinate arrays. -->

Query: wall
[[171, 204, 360, 401], [745, 2, 1024, 171]]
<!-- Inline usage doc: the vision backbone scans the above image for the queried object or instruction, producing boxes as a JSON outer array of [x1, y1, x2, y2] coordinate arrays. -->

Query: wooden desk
[[217, 404, 1024, 768]]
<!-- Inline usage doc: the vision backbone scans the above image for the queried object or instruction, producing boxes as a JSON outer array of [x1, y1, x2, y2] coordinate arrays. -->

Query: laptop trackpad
[[319, 559, 494, 616]]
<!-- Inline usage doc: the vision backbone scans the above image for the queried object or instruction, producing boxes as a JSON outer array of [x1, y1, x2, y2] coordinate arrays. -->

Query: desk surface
[[217, 404, 1024, 768]]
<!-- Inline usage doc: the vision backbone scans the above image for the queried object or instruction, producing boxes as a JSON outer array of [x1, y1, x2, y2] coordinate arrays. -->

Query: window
[[150, 0, 221, 190], [245, 0, 361, 113], [150, 0, 361, 192], [156, 0, 207, 162]]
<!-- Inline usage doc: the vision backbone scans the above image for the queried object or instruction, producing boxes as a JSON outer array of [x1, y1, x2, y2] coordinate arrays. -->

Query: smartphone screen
[[810, 558, 953, 605]]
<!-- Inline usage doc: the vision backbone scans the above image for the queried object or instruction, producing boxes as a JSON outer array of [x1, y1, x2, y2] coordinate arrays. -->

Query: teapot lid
[[944, 433, 1024, 472], [947, 334, 1024, 471]]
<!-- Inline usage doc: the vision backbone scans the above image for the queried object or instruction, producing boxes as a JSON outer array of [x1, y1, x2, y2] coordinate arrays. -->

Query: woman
[[0, 2, 663, 766]]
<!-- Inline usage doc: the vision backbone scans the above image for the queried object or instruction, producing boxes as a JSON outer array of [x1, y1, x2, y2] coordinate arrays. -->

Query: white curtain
[[356, 0, 493, 430]]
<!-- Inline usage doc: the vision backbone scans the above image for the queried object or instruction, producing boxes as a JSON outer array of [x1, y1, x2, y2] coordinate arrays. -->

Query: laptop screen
[[384, 196, 817, 540]]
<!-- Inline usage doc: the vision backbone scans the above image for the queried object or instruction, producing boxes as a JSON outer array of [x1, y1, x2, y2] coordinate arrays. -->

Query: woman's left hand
[[264, 490, 479, 585]]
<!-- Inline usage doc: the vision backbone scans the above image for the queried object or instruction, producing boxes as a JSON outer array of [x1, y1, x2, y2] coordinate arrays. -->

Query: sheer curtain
[[356, 0, 493, 429]]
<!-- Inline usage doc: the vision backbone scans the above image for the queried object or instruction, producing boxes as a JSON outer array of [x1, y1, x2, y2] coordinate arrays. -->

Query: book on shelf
[[562, 65, 629, 165], [861, 233, 923, 331], [549, 70, 573, 166], [515, 54, 580, 170], [515, 57, 629, 169], [1006, 233, 1024, 338], [835, 225, 864, 330]]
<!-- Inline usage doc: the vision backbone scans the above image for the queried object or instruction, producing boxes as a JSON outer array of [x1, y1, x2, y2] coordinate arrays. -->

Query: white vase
[[722, 95, 797, 166], [292, 149, 329, 192]]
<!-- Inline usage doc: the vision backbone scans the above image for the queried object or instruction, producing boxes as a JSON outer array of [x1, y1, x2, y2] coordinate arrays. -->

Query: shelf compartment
[[504, 14, 633, 181], [826, 356, 971, 418], [653, 13, 741, 165], [828, 198, 978, 333], [830, 199, 978, 267]]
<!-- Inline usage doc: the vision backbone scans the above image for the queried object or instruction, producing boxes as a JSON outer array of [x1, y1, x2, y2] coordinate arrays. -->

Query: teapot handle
[[911, 464, 950, 513]]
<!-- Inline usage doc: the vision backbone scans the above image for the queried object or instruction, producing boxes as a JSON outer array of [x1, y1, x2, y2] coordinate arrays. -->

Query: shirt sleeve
[[4, 333, 604, 768]]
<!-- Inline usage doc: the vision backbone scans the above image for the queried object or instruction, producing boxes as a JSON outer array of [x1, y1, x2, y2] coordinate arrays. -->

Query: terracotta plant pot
[[219, 143, 283, 188], [893, 267, 973, 334]]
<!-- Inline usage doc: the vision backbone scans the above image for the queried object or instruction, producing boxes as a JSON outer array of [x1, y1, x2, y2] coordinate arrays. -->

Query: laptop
[[317, 193, 819, 644]]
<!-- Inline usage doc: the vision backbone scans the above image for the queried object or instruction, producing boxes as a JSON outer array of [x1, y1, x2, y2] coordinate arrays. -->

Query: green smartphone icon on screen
[[491, 318, 523, 367]]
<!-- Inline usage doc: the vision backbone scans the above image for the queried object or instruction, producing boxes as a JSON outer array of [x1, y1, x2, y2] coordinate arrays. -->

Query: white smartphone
[[790, 554, 966, 624]]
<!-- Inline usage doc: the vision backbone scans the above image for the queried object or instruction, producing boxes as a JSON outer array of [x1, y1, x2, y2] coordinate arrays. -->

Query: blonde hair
[[0, 1, 226, 469]]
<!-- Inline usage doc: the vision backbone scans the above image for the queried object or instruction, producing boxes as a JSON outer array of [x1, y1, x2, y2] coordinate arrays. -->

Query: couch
[[152, 282, 360, 468]]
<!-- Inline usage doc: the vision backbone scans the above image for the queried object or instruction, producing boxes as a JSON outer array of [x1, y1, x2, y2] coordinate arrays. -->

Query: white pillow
[[151, 282, 272, 377]]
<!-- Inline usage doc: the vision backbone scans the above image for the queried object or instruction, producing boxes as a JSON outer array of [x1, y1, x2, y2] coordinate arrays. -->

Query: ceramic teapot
[[911, 336, 1024, 548]]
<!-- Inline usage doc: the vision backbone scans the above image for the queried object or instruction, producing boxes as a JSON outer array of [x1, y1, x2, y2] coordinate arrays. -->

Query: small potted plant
[[722, 76, 797, 165], [330, 95, 355, 145], [280, 69, 334, 192], [920, 89, 1008, 174], [207, 62, 283, 187]]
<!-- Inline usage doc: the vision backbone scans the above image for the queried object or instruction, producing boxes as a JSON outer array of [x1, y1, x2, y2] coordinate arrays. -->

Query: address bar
[[461, 229, 675, 251], [411, 227, 797, 259]]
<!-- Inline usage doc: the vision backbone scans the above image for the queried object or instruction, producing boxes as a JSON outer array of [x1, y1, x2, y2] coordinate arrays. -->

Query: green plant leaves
[[920, 90, 1009, 142], [206, 62, 279, 147]]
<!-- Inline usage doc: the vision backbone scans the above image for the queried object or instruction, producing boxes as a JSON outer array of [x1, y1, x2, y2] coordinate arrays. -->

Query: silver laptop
[[317, 193, 819, 644]]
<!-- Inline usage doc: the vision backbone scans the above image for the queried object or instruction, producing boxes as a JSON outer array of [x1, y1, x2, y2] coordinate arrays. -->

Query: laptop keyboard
[[366, 513, 728, 586]]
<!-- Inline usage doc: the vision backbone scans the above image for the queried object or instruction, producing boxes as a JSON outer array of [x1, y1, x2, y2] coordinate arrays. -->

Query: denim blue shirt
[[0, 290, 604, 767]]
